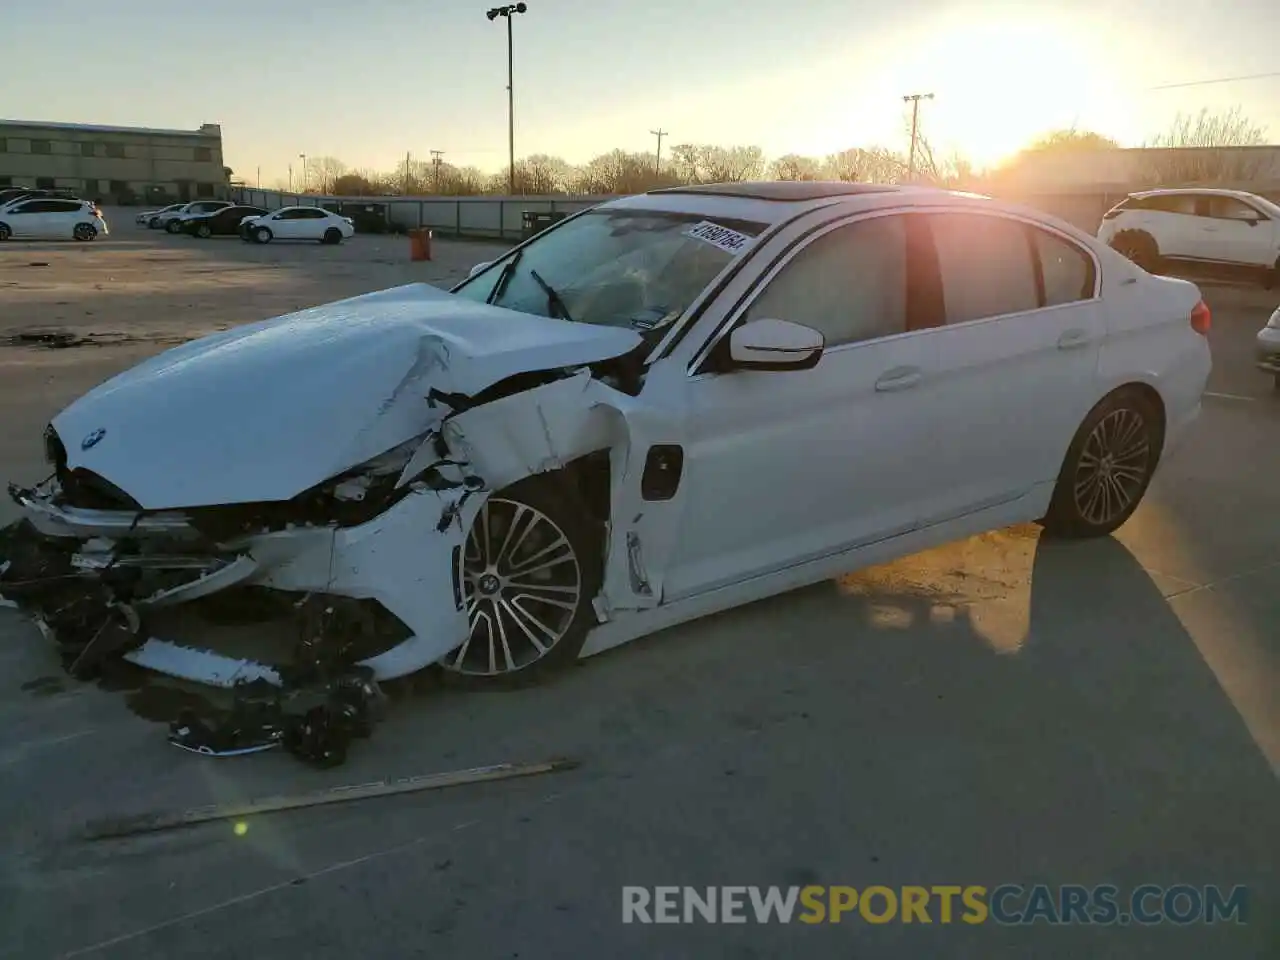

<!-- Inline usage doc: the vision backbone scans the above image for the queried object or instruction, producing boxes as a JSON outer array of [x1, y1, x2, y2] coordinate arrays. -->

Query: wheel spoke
[[1114, 439, 1149, 465], [505, 536, 573, 578], [499, 596, 552, 653], [492, 505, 533, 571]]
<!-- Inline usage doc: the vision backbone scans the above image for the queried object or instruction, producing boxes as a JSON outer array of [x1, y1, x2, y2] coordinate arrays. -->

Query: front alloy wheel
[[440, 479, 599, 685]]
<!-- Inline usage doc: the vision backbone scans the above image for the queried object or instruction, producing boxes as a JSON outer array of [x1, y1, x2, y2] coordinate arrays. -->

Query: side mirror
[[728, 318, 824, 372], [469, 261, 493, 278]]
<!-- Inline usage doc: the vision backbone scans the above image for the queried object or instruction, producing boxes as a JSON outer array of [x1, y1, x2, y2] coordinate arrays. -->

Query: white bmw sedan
[[3, 182, 1210, 691], [239, 206, 355, 244]]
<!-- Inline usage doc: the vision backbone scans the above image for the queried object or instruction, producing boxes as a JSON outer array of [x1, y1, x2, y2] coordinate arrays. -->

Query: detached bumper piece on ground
[[0, 516, 388, 768]]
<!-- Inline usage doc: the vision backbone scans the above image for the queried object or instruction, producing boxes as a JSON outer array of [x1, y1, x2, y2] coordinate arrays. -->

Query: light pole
[[902, 93, 933, 181], [298, 153, 308, 192], [486, 3, 528, 195]]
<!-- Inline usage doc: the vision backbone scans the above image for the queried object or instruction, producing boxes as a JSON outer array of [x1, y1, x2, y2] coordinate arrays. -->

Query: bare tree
[[770, 154, 822, 181], [1022, 128, 1120, 153], [1141, 107, 1269, 184], [822, 147, 904, 183]]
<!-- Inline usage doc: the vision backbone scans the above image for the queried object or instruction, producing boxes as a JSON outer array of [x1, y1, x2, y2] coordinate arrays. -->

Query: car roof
[[1129, 187, 1263, 201], [647, 181, 903, 202], [602, 181, 1017, 227]]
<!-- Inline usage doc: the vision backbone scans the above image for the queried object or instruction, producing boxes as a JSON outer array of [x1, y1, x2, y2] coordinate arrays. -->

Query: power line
[[1149, 71, 1280, 91]]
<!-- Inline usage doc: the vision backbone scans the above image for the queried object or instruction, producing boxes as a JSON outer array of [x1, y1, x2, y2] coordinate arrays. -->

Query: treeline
[[290, 140, 972, 198], [274, 108, 1270, 198]]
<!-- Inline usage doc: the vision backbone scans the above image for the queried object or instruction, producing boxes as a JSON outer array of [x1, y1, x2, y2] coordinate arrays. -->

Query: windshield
[[452, 208, 767, 331]]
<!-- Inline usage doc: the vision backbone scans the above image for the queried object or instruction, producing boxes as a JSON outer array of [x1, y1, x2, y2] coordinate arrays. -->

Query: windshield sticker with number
[[683, 220, 755, 255]]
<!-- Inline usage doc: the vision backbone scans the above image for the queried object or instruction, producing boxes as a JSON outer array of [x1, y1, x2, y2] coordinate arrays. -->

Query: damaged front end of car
[[0, 283, 673, 764]]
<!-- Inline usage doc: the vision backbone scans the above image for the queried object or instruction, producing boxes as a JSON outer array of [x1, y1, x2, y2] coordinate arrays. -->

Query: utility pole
[[902, 93, 934, 181], [405, 151, 412, 194], [287, 163, 292, 192], [650, 128, 667, 176], [430, 150, 445, 192], [487, 4, 528, 195], [298, 153, 307, 192]]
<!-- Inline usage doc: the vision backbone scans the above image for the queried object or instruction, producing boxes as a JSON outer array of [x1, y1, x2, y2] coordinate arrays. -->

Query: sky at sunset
[[5, 0, 1278, 184]]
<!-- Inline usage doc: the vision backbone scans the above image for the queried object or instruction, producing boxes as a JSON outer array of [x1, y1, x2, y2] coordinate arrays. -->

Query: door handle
[[875, 366, 921, 392], [1057, 329, 1089, 350]]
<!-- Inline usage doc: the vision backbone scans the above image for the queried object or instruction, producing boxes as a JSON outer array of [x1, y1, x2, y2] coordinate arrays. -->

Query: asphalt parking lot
[[0, 214, 1276, 959]]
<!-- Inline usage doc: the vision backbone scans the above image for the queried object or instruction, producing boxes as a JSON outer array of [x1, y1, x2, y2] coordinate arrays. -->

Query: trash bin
[[409, 228, 433, 262], [521, 210, 566, 242]]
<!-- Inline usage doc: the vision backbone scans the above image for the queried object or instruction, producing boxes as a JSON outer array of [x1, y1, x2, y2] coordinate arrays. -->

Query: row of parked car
[[138, 199, 356, 244], [0, 187, 108, 241]]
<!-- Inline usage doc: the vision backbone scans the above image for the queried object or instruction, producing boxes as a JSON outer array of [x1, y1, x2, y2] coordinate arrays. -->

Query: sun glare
[[870, 13, 1135, 169]]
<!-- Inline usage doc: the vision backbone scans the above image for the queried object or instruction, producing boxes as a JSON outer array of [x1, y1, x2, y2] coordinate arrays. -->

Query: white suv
[[1098, 188, 1280, 287]]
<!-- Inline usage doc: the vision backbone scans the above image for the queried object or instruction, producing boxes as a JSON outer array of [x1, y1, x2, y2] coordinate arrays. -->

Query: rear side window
[[1149, 194, 1200, 215], [929, 213, 1039, 324], [298, 208, 327, 219], [1032, 230, 1095, 305], [51, 201, 82, 213], [743, 214, 908, 347], [1207, 196, 1261, 221]]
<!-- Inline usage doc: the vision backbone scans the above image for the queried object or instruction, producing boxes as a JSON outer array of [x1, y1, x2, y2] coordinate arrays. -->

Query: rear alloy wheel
[[1041, 390, 1163, 539], [440, 476, 601, 687], [165, 219, 182, 234], [1109, 230, 1160, 272], [0, 223, 10, 241], [73, 223, 97, 241], [254, 226, 272, 244], [322, 227, 342, 245], [196, 223, 212, 238]]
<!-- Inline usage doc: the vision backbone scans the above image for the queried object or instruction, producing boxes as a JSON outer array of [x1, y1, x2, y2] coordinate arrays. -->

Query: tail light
[[1190, 300, 1211, 336]]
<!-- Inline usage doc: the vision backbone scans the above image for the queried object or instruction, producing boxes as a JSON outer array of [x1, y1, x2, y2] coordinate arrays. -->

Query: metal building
[[0, 119, 227, 204]]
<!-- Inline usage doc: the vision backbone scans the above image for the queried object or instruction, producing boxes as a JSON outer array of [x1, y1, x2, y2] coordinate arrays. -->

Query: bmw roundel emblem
[[81, 428, 106, 451]]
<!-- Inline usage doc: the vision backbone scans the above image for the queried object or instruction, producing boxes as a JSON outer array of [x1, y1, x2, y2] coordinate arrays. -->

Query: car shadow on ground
[[8, 525, 1274, 958]]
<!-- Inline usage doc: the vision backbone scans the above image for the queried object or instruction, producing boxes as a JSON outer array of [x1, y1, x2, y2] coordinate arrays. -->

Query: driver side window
[[743, 216, 907, 347]]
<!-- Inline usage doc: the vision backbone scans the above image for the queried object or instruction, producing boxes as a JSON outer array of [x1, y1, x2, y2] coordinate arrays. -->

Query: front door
[[913, 211, 1105, 524], [658, 212, 943, 601]]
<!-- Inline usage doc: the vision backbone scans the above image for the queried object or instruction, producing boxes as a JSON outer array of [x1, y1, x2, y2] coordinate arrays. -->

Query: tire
[[165, 219, 182, 234], [322, 227, 342, 245], [1110, 230, 1160, 272], [1040, 388, 1164, 539], [147, 218, 159, 230], [72, 223, 97, 242], [438, 474, 602, 688], [196, 223, 212, 238], [0, 223, 10, 241], [254, 226, 272, 244]]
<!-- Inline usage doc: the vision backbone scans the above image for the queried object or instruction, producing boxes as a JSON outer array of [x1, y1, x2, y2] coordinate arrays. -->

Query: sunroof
[[647, 181, 904, 202]]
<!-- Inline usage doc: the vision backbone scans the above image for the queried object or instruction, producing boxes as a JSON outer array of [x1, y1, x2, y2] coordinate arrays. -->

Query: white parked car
[[1258, 304, 1280, 388], [0, 198, 107, 241], [1098, 187, 1280, 286], [153, 199, 232, 233], [2, 182, 1210, 694], [240, 206, 355, 244], [137, 203, 185, 227]]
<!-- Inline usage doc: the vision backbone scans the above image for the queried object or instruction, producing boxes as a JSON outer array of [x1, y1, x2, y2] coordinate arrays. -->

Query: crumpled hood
[[51, 283, 642, 510]]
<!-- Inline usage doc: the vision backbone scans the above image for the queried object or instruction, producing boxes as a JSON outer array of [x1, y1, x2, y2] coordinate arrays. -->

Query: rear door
[[292, 207, 328, 239], [915, 211, 1104, 524], [1200, 195, 1273, 266]]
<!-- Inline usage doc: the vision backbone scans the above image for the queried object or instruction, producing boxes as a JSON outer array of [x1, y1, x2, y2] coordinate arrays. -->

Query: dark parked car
[[182, 205, 268, 238]]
